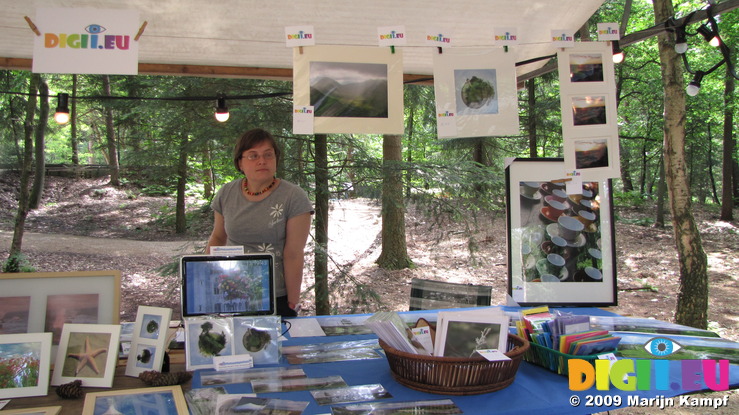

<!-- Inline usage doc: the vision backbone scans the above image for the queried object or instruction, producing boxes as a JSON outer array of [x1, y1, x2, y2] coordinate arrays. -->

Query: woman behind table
[[206, 128, 313, 317]]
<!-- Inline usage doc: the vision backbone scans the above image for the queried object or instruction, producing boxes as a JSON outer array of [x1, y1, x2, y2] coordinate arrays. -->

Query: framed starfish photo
[[51, 323, 121, 388], [0, 332, 52, 399]]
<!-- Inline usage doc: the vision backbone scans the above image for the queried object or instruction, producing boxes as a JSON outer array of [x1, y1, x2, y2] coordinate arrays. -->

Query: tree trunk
[[653, 0, 709, 329], [71, 75, 79, 166], [720, 66, 735, 221], [654, 155, 667, 228], [376, 134, 413, 270], [102, 75, 120, 186], [527, 78, 537, 158], [314, 134, 330, 315], [175, 135, 188, 234], [203, 144, 214, 200], [29, 78, 49, 210], [7, 74, 39, 268], [706, 126, 719, 205]]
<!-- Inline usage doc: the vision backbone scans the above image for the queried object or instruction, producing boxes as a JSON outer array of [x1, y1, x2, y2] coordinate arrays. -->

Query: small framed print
[[0, 333, 52, 399], [51, 324, 121, 388], [125, 306, 172, 377], [558, 42, 615, 88], [506, 158, 617, 307], [82, 385, 189, 415], [564, 136, 620, 180]]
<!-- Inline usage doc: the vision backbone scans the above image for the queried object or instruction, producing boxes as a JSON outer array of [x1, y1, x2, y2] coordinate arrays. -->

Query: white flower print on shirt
[[257, 243, 274, 254], [270, 203, 284, 219]]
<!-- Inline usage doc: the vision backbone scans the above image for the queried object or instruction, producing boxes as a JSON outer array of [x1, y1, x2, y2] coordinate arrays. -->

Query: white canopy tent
[[0, 0, 606, 81]]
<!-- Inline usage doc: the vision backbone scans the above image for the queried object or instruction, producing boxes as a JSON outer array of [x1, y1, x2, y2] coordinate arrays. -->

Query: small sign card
[[597, 23, 620, 41], [293, 105, 314, 135], [378, 25, 407, 47], [426, 27, 452, 46], [477, 349, 511, 361], [493, 27, 520, 46], [285, 25, 315, 47], [213, 354, 254, 371], [551, 30, 575, 48]]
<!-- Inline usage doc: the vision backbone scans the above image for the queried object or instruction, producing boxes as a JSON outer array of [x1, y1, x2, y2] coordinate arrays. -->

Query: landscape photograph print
[[309, 61, 388, 118]]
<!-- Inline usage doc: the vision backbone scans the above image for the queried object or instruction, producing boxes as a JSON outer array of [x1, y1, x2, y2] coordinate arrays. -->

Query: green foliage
[[2, 252, 36, 273], [613, 190, 649, 208]]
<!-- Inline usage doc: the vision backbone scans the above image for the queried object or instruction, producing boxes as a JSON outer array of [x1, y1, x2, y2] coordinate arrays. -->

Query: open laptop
[[180, 253, 276, 317]]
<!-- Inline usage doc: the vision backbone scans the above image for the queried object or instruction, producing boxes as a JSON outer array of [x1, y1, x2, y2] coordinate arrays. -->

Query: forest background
[[1, 1, 737, 335]]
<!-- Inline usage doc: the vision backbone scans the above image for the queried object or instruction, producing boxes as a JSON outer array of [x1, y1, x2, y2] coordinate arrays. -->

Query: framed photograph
[[184, 317, 234, 371], [293, 45, 404, 134], [125, 306, 172, 377], [433, 48, 519, 138], [82, 385, 189, 415], [51, 324, 121, 387], [0, 407, 61, 415], [0, 271, 121, 347], [0, 333, 52, 399], [434, 310, 509, 358], [558, 42, 620, 181], [558, 42, 615, 88], [506, 158, 617, 306]]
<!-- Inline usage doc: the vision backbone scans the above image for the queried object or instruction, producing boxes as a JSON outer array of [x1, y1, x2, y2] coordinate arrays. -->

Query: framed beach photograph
[[293, 45, 404, 134], [82, 385, 189, 415], [0, 332, 52, 399], [51, 324, 121, 387], [0, 271, 120, 348], [125, 306, 172, 377], [506, 158, 617, 306], [433, 48, 519, 138]]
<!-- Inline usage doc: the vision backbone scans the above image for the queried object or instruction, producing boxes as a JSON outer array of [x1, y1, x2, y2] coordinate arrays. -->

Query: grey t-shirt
[[211, 178, 313, 297]]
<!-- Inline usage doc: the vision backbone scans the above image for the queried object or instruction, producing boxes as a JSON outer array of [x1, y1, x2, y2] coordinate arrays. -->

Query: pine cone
[[56, 379, 84, 399], [139, 370, 192, 386]]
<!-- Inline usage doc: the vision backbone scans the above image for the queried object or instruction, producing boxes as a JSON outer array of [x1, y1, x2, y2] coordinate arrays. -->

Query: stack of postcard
[[515, 306, 620, 356], [365, 312, 431, 355], [433, 309, 510, 358]]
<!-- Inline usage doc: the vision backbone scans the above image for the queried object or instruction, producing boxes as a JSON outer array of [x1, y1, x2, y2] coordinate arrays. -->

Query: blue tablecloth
[[189, 307, 739, 414]]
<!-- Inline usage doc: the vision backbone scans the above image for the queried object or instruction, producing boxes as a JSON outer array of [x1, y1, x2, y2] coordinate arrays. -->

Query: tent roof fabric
[[0, 0, 605, 79]]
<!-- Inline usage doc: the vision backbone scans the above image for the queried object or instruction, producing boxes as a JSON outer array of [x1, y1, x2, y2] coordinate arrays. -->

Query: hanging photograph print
[[433, 48, 519, 138], [558, 42, 620, 181], [293, 46, 404, 134]]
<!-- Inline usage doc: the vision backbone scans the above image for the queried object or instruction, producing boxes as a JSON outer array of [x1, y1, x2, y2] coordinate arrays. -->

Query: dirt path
[[0, 229, 200, 257]]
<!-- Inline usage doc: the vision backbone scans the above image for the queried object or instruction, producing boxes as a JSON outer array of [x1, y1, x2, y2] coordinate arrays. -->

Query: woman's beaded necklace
[[243, 178, 276, 196]]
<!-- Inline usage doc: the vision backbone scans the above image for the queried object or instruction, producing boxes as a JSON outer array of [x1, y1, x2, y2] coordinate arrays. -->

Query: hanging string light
[[54, 93, 70, 124], [611, 41, 625, 64], [215, 96, 229, 122]]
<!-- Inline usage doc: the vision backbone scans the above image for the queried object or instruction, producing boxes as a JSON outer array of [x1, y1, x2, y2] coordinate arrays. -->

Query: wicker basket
[[379, 334, 529, 395]]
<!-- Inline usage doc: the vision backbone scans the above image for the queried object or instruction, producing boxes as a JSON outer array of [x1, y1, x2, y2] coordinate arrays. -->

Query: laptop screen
[[180, 254, 275, 317]]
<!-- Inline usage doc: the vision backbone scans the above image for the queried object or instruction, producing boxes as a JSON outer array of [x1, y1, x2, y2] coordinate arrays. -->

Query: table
[[5, 307, 738, 414]]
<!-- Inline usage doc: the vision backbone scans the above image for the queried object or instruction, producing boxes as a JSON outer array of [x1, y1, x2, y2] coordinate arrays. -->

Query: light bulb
[[686, 84, 700, 96], [674, 42, 688, 54], [54, 93, 70, 124], [612, 51, 624, 64], [709, 36, 720, 47], [215, 96, 229, 122]]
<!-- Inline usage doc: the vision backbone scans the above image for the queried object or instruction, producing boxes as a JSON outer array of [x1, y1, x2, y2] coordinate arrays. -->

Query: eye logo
[[85, 24, 106, 34], [644, 337, 682, 357]]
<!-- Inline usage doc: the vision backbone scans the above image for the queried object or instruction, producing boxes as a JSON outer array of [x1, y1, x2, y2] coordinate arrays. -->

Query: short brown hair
[[233, 128, 281, 174]]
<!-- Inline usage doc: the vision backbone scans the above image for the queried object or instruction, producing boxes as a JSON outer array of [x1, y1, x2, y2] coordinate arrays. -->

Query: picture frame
[[293, 45, 404, 134], [0, 332, 52, 399], [433, 310, 509, 358], [82, 385, 189, 415], [51, 324, 121, 388], [433, 48, 519, 138], [184, 317, 234, 371], [557, 42, 620, 181], [0, 271, 121, 349], [0, 407, 62, 415], [125, 305, 173, 377], [506, 158, 617, 306]]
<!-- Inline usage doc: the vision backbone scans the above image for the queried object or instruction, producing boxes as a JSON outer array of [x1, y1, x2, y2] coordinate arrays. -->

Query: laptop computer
[[180, 253, 276, 317]]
